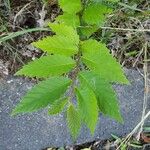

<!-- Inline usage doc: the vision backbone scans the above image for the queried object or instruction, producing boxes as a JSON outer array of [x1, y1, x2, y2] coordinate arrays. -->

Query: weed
[[11, 0, 129, 139]]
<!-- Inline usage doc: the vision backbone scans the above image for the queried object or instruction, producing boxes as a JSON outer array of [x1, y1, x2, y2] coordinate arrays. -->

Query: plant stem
[[68, 50, 81, 103], [68, 0, 89, 102]]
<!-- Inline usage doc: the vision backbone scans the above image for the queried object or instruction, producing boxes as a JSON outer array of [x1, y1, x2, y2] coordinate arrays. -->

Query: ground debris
[[0, 59, 9, 77]]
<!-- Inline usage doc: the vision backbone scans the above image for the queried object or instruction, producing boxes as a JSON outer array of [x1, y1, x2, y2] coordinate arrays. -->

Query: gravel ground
[[0, 68, 150, 150]]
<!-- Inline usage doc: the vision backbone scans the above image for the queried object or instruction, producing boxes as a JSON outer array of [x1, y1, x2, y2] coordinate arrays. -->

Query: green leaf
[[48, 98, 68, 115], [81, 39, 129, 84], [93, 0, 119, 2], [32, 35, 78, 56], [16, 55, 76, 78], [111, 134, 121, 141], [79, 25, 98, 38], [48, 23, 79, 44], [107, 0, 119, 2], [33, 23, 79, 56], [82, 2, 112, 26], [78, 71, 123, 122], [55, 13, 80, 27], [67, 104, 81, 139], [76, 87, 98, 134], [12, 77, 71, 115], [59, 0, 82, 14]]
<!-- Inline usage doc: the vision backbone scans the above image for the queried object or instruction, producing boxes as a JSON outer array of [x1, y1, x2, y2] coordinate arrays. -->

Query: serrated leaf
[[32, 35, 78, 56], [48, 98, 68, 115], [48, 23, 79, 44], [82, 2, 112, 26], [76, 87, 98, 134], [80, 25, 98, 38], [67, 104, 81, 139], [107, 0, 119, 2], [55, 13, 80, 27], [16, 55, 76, 78], [81, 39, 129, 84], [79, 71, 123, 122], [59, 0, 82, 14], [12, 77, 71, 115], [93, 0, 119, 2]]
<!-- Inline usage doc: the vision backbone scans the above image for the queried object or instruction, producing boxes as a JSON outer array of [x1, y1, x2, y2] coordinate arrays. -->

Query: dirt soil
[[42, 135, 150, 150], [0, 0, 59, 77]]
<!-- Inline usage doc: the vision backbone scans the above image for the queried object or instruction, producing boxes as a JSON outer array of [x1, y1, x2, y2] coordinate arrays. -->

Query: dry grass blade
[[118, 2, 144, 12], [0, 28, 49, 43], [100, 27, 150, 32], [117, 110, 150, 150], [117, 42, 149, 149], [136, 42, 149, 140], [13, 2, 32, 28]]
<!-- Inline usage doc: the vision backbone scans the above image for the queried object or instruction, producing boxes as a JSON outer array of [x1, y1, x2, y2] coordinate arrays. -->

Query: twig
[[13, 2, 32, 29], [67, 50, 81, 103], [118, 2, 144, 12], [100, 26, 150, 32], [37, 3, 47, 27], [132, 47, 144, 67], [117, 110, 150, 150], [137, 68, 150, 83], [136, 42, 149, 140]]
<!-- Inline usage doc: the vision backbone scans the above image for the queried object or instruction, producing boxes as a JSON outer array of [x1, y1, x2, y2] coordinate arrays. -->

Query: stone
[[0, 69, 150, 150]]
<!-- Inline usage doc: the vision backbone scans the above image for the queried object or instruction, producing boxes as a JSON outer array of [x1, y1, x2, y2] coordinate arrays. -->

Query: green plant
[[111, 134, 143, 149], [12, 0, 129, 139]]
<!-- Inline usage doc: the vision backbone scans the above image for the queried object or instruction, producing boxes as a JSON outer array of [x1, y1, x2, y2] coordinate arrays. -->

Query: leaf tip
[[31, 41, 38, 48], [123, 78, 130, 85], [117, 115, 124, 124], [14, 70, 22, 76], [11, 108, 18, 117]]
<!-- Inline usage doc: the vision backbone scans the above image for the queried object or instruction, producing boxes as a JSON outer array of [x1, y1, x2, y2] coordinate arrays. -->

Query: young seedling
[[12, 0, 129, 139]]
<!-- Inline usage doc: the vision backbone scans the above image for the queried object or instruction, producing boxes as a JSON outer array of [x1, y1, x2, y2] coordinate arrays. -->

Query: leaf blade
[[83, 2, 112, 26], [32, 35, 78, 56], [12, 77, 71, 115], [79, 71, 123, 122], [81, 39, 129, 84], [59, 0, 82, 14], [55, 13, 80, 28], [76, 87, 99, 134], [48, 98, 68, 115], [16, 55, 76, 78], [48, 23, 79, 44], [67, 104, 81, 139]]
